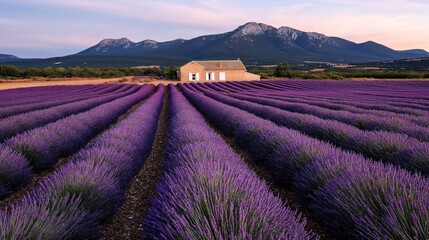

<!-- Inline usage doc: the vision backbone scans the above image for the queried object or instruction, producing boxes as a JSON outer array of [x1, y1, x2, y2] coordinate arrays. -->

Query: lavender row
[[237, 92, 429, 127], [282, 88, 429, 108], [243, 90, 429, 112], [218, 80, 429, 108], [0, 84, 123, 111], [287, 92, 429, 113], [191, 84, 429, 177], [0, 85, 88, 101], [240, 80, 429, 99], [0, 84, 127, 119], [142, 85, 316, 239], [0, 85, 153, 199], [355, 91, 429, 103], [328, 92, 429, 110], [255, 89, 429, 115], [0, 85, 101, 107], [205, 81, 429, 119], [250, 81, 429, 107], [228, 93, 429, 142], [180, 85, 429, 240], [219, 80, 429, 115], [206, 81, 429, 128], [0, 145, 31, 199], [0, 84, 140, 142], [0, 85, 164, 239]]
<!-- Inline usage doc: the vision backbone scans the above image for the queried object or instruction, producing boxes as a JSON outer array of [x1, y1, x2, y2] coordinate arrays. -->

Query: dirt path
[[99, 90, 169, 240]]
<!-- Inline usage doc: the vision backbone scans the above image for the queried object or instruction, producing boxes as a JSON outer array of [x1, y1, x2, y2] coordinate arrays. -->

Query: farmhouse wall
[[178, 60, 260, 82]]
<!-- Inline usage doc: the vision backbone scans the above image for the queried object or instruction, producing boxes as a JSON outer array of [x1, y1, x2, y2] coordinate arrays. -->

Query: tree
[[274, 62, 291, 78], [0, 65, 21, 77], [161, 66, 178, 79], [24, 67, 43, 77]]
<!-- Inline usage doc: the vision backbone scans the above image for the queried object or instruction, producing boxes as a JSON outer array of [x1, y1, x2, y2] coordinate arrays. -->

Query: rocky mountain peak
[[137, 39, 159, 48], [306, 32, 329, 41], [95, 38, 134, 52], [277, 26, 302, 40], [99, 38, 133, 46], [233, 22, 276, 37]]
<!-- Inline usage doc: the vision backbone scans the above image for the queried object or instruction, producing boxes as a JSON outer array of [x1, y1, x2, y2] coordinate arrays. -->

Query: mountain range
[[2, 22, 429, 68]]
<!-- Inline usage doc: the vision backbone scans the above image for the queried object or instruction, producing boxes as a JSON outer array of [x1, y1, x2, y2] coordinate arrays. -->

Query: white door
[[219, 72, 226, 81]]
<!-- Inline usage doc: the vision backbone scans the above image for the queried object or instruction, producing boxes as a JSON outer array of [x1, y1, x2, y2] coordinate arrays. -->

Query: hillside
[[0, 54, 19, 62]]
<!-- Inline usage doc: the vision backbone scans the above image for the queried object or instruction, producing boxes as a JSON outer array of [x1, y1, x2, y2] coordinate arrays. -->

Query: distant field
[[0, 80, 428, 239]]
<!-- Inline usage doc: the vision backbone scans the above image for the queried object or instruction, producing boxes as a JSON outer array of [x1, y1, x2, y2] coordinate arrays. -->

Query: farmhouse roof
[[191, 59, 246, 70]]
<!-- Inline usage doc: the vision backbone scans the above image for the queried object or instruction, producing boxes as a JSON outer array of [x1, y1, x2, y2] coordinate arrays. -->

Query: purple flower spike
[[0, 145, 32, 199]]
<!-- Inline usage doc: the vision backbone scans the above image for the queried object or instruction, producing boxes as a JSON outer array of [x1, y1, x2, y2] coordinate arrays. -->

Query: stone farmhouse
[[177, 59, 260, 82]]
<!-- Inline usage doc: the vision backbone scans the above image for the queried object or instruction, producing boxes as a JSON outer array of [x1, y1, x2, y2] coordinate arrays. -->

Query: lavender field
[[0, 80, 428, 239]]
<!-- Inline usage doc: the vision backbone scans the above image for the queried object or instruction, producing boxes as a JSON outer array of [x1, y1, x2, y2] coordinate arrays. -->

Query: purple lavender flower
[[0, 145, 32, 199], [0, 85, 165, 239], [143, 84, 317, 239], [180, 82, 429, 239]]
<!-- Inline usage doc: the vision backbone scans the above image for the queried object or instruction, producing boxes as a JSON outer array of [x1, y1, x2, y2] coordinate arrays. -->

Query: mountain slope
[[75, 22, 429, 65], [0, 54, 19, 62], [3, 22, 429, 67], [76, 38, 186, 56]]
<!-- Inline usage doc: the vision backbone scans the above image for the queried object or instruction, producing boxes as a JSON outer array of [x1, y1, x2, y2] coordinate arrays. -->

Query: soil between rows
[[99, 90, 169, 240]]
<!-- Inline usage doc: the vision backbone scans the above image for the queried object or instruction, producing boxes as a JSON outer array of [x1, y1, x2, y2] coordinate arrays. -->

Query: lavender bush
[[0, 84, 140, 142], [230, 93, 429, 141], [0, 84, 126, 119], [5, 85, 153, 169], [0, 85, 154, 199], [192, 85, 429, 176], [181, 83, 429, 239], [142, 84, 317, 239], [241, 93, 429, 127], [0, 145, 31, 199], [0, 194, 98, 239], [0, 85, 165, 239], [0, 85, 97, 107]]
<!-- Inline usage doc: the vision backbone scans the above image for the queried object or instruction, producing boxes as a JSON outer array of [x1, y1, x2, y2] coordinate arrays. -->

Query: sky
[[1, 0, 428, 58]]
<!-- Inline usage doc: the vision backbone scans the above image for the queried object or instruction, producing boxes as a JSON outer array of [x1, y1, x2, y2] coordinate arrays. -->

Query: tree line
[[248, 62, 429, 79], [1, 63, 428, 80], [0, 65, 178, 79]]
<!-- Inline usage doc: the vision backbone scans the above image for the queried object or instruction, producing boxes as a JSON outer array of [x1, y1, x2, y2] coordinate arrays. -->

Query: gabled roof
[[187, 59, 246, 70]]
